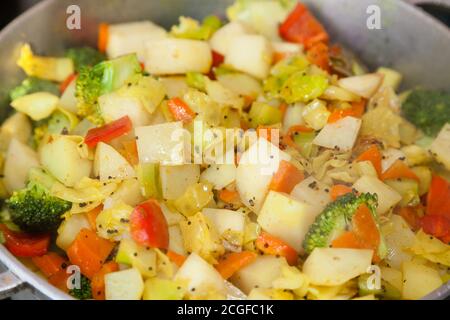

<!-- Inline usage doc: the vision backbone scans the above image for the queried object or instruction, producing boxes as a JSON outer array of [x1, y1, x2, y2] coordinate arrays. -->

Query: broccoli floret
[[76, 54, 141, 125], [402, 89, 450, 136], [303, 192, 386, 258], [65, 47, 105, 73], [69, 274, 92, 300], [6, 179, 72, 233], [9, 77, 59, 101]]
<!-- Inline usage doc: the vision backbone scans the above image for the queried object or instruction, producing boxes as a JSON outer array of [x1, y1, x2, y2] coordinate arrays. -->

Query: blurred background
[[0, 0, 449, 30]]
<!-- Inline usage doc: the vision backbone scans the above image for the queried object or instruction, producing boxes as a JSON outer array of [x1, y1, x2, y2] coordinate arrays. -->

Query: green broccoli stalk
[[65, 47, 106, 73], [402, 89, 450, 137], [76, 53, 142, 125], [69, 274, 92, 300], [6, 170, 72, 233], [9, 77, 60, 101], [303, 192, 387, 259]]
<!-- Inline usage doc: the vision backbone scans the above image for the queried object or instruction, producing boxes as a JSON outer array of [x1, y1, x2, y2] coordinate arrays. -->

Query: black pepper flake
[[308, 181, 317, 189], [187, 221, 192, 225], [79, 202, 87, 208], [133, 252, 138, 257], [135, 136, 139, 140]]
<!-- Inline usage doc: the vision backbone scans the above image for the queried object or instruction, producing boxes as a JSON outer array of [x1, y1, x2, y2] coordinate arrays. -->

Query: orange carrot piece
[[269, 160, 304, 194], [98, 23, 109, 53], [330, 184, 353, 200], [381, 159, 419, 182], [59, 73, 77, 93], [352, 204, 380, 253], [426, 175, 450, 219], [355, 144, 382, 177], [48, 269, 70, 293], [167, 250, 187, 267], [306, 42, 330, 72], [66, 228, 114, 279], [219, 189, 240, 204], [167, 97, 196, 123], [283, 125, 314, 150], [350, 99, 366, 118], [397, 207, 421, 231], [255, 232, 298, 266], [331, 231, 361, 249], [121, 140, 139, 166], [86, 206, 103, 231], [32, 252, 67, 278], [215, 251, 257, 280], [328, 100, 366, 124], [91, 261, 119, 300]]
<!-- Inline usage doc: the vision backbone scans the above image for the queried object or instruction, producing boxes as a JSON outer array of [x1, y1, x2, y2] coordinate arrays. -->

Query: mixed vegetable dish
[[0, 0, 449, 300]]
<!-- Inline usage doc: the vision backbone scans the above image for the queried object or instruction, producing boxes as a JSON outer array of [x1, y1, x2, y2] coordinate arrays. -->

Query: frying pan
[[0, 0, 449, 300]]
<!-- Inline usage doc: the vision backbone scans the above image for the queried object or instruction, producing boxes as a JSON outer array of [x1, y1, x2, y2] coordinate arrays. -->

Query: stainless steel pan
[[0, 0, 449, 300]]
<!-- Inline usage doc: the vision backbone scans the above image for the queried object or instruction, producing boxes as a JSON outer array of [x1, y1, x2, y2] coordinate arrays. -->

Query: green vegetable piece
[[76, 53, 142, 124], [303, 192, 387, 259], [358, 274, 402, 299], [293, 131, 316, 158], [65, 47, 105, 73], [69, 274, 92, 300], [248, 102, 282, 128], [137, 163, 162, 199], [171, 15, 222, 40], [144, 278, 184, 300], [6, 179, 72, 233], [186, 72, 207, 91], [9, 77, 59, 101], [281, 73, 328, 104], [402, 89, 450, 136]]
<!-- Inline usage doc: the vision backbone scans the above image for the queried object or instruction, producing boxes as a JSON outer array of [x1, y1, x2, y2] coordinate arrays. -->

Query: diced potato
[[380, 266, 403, 292], [352, 176, 401, 214], [216, 73, 262, 99], [160, 164, 200, 200], [94, 142, 135, 181], [203, 208, 246, 245], [257, 191, 317, 252], [115, 238, 157, 278], [382, 215, 416, 269], [174, 253, 226, 298], [282, 103, 305, 133], [144, 38, 212, 75], [381, 148, 406, 173], [200, 164, 236, 190], [159, 77, 189, 98], [313, 116, 362, 152], [302, 248, 373, 286], [430, 123, 450, 171], [143, 278, 185, 300], [168, 225, 187, 255], [272, 41, 303, 57], [230, 256, 284, 294], [135, 122, 189, 165], [401, 145, 431, 167], [3, 139, 39, 193], [0, 113, 32, 149], [236, 138, 291, 212], [402, 260, 443, 300], [56, 213, 91, 250], [209, 21, 255, 56], [59, 77, 78, 113], [225, 34, 273, 79], [247, 288, 294, 300], [40, 135, 92, 187], [302, 99, 330, 131], [99, 92, 152, 127], [107, 21, 168, 60], [338, 73, 383, 99], [290, 176, 332, 215], [105, 268, 144, 300], [11, 92, 59, 121]]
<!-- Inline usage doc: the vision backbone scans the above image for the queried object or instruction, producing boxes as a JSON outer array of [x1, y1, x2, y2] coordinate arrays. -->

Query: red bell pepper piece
[[212, 50, 224, 67], [420, 215, 450, 240], [130, 200, 169, 249], [279, 3, 329, 49], [84, 116, 132, 148], [426, 175, 450, 219], [0, 224, 50, 257]]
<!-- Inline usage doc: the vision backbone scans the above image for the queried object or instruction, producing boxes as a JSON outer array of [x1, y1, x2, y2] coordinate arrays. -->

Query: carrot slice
[[48, 269, 70, 293], [167, 250, 187, 267], [66, 228, 114, 279], [215, 251, 257, 280], [381, 159, 419, 182], [121, 140, 139, 166], [59, 73, 77, 93], [98, 23, 109, 53], [328, 100, 366, 124], [397, 207, 421, 231], [306, 42, 330, 72], [219, 189, 240, 204], [331, 231, 361, 248], [167, 97, 196, 123], [330, 184, 353, 200], [355, 144, 382, 177], [91, 261, 119, 300], [86, 206, 103, 231], [32, 252, 67, 278], [269, 160, 304, 194], [255, 232, 298, 266]]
